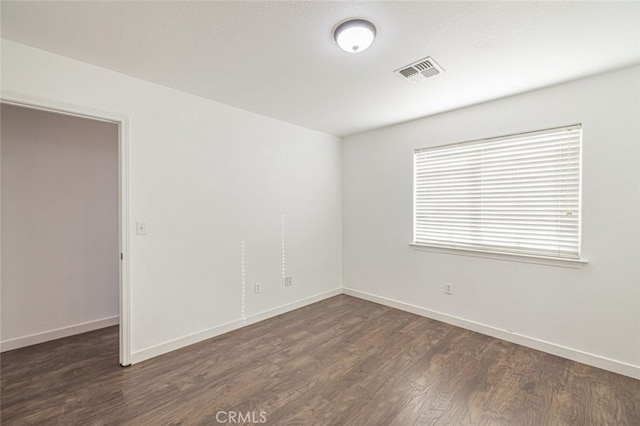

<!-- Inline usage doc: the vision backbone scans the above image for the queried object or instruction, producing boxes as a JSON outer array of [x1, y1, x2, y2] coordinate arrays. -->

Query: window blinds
[[414, 125, 582, 260]]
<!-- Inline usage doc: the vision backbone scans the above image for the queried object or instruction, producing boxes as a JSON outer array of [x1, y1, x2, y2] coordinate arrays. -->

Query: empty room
[[1, 1, 639, 425]]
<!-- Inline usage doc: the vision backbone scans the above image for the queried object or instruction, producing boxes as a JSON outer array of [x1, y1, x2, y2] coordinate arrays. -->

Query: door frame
[[1, 90, 132, 366]]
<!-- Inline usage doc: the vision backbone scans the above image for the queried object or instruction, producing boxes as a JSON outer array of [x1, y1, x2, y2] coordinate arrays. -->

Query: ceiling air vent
[[395, 57, 444, 83]]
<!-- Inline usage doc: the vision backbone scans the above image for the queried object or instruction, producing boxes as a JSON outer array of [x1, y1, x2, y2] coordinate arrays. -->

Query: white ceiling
[[2, 1, 639, 137]]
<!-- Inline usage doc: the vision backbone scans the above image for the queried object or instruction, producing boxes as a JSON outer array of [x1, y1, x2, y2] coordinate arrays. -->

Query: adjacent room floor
[[2, 295, 639, 425]]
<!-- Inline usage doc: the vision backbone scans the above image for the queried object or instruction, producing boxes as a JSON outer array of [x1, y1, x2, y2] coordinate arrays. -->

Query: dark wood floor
[[2, 295, 639, 425]]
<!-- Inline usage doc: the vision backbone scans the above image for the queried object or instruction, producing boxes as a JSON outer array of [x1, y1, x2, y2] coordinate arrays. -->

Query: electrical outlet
[[254, 282, 261, 294], [282, 276, 292, 287], [445, 282, 453, 295]]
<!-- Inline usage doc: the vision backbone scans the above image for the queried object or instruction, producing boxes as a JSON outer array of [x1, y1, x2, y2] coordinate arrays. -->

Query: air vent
[[395, 57, 444, 83]]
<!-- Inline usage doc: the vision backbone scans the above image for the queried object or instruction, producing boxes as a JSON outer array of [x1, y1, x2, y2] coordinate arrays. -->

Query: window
[[413, 125, 582, 260]]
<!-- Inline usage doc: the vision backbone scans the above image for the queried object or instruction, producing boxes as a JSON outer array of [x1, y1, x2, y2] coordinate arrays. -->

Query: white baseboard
[[0, 316, 119, 352], [131, 288, 343, 364], [343, 288, 640, 380]]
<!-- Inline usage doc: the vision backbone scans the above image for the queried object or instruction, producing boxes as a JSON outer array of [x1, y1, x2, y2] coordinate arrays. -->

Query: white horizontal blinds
[[414, 125, 582, 259]]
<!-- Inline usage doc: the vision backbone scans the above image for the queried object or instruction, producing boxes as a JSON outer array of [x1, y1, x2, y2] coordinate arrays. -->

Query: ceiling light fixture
[[333, 19, 376, 53]]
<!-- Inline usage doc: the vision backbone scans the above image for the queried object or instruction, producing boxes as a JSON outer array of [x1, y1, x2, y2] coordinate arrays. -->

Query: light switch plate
[[136, 222, 146, 235]]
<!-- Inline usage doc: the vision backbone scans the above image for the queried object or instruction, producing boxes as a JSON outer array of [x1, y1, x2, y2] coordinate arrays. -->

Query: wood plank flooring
[[2, 295, 639, 425]]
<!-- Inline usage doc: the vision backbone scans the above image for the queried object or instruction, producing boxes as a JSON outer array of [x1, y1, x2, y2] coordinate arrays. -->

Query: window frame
[[411, 124, 587, 267]]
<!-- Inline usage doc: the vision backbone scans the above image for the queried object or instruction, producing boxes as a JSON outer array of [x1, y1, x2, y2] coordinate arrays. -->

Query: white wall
[[1, 104, 119, 349], [1, 40, 342, 361], [343, 65, 640, 378]]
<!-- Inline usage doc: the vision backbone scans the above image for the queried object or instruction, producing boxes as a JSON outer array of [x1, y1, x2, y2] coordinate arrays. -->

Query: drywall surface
[[1, 40, 342, 358], [1, 104, 119, 346], [343, 65, 640, 375]]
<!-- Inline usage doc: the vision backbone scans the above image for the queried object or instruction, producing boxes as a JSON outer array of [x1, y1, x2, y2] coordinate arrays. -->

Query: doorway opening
[[0, 94, 130, 366]]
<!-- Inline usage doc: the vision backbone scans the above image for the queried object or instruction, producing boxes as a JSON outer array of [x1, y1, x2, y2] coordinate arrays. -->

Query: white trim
[[0, 90, 124, 124], [343, 287, 640, 380], [118, 116, 132, 366], [131, 288, 342, 364], [0, 316, 119, 352], [0, 90, 132, 366]]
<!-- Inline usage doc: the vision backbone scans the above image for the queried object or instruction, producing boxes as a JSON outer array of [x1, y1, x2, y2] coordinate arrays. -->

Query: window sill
[[409, 243, 588, 269]]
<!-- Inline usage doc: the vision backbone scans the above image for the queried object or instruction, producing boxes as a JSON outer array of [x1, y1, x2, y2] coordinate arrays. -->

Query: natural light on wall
[[413, 125, 583, 261]]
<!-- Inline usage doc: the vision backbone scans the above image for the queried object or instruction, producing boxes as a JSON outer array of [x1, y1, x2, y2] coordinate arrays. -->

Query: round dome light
[[334, 19, 376, 53]]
